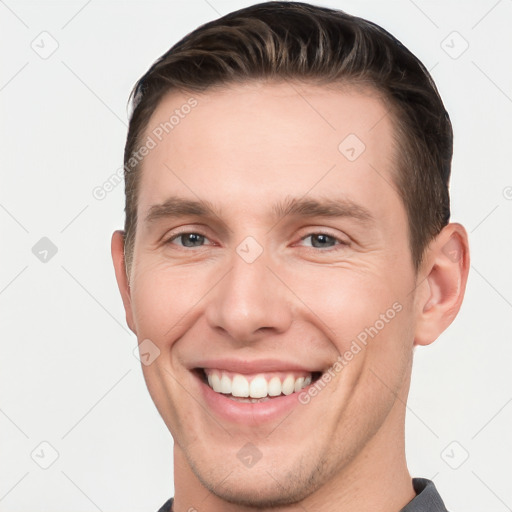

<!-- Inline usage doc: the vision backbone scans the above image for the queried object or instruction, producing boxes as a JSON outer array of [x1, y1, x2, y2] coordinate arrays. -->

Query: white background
[[1, 1, 511, 511]]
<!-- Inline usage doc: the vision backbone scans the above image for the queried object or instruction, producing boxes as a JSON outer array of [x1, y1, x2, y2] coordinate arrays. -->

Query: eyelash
[[163, 230, 349, 251]]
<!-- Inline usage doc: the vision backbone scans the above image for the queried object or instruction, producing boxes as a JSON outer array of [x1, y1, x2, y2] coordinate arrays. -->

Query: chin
[[207, 479, 310, 508], [189, 452, 326, 509]]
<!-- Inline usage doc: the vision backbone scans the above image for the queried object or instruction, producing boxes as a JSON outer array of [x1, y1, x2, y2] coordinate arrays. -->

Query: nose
[[204, 247, 293, 344]]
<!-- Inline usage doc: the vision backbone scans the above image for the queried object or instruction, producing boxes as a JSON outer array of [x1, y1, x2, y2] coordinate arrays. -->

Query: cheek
[[130, 262, 211, 341], [288, 264, 415, 390], [289, 265, 404, 343]]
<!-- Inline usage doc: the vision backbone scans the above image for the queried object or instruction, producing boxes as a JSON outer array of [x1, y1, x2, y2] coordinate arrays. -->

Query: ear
[[111, 230, 136, 334], [414, 223, 470, 346]]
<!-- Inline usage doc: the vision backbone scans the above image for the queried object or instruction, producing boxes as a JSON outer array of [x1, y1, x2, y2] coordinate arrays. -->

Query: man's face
[[122, 82, 420, 505]]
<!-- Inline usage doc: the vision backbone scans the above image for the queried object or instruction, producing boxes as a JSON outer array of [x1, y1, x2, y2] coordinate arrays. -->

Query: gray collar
[[400, 478, 449, 512]]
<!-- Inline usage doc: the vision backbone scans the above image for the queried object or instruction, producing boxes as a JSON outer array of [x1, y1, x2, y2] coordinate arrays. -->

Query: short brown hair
[[122, 1, 452, 277]]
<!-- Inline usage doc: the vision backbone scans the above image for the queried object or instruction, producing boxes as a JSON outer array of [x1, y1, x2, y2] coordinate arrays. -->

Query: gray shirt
[[157, 478, 448, 512], [400, 478, 449, 511]]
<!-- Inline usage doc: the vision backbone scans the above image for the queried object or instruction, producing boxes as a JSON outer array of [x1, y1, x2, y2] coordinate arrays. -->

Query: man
[[111, 2, 469, 511]]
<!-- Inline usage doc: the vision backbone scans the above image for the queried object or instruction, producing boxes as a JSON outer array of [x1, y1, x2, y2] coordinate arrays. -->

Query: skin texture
[[111, 81, 470, 512]]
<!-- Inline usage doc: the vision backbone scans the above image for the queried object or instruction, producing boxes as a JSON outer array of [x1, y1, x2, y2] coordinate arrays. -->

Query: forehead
[[136, 80, 402, 227]]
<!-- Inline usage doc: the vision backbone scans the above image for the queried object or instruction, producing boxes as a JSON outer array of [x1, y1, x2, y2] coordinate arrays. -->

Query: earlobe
[[414, 223, 470, 346], [111, 230, 136, 335]]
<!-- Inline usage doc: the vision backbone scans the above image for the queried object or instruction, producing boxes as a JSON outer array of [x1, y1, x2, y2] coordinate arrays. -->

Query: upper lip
[[192, 358, 321, 374]]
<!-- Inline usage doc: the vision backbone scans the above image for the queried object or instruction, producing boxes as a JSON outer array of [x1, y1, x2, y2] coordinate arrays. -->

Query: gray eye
[[304, 234, 337, 248], [178, 233, 206, 247]]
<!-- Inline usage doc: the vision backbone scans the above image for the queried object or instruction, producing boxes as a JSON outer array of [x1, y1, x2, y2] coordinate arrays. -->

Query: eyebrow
[[144, 195, 375, 226]]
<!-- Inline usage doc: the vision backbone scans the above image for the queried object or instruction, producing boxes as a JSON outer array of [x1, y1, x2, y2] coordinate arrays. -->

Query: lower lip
[[194, 371, 312, 424]]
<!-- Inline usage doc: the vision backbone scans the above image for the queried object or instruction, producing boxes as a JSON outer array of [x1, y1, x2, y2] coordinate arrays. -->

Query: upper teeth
[[204, 369, 312, 398]]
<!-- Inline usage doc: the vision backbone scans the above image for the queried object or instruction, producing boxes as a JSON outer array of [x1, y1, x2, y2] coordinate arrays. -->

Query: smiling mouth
[[194, 368, 323, 403]]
